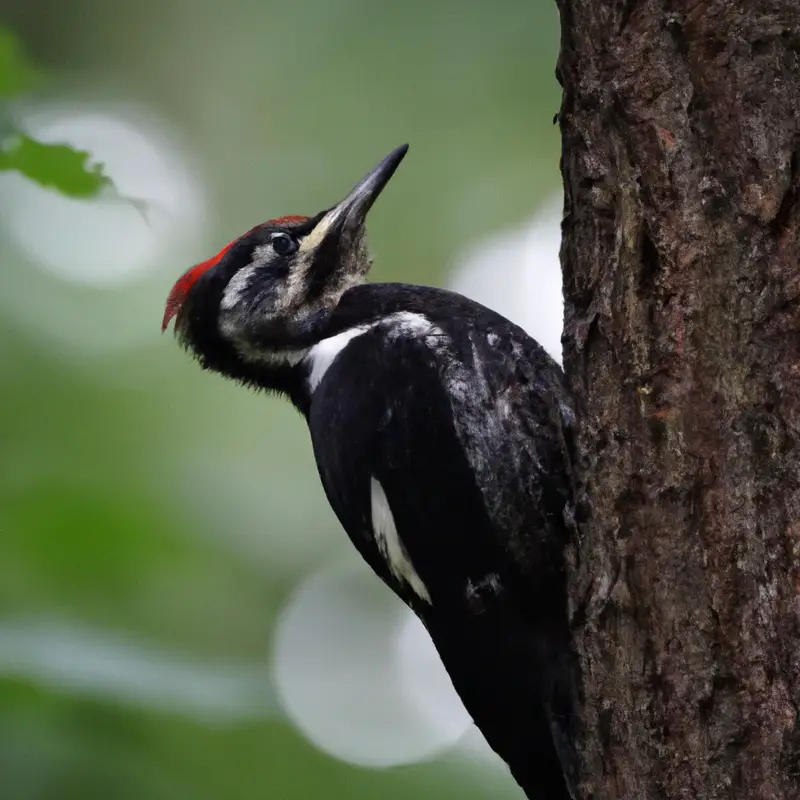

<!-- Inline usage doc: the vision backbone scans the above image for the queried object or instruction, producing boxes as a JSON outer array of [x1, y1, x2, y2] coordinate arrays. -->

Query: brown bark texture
[[555, 2, 800, 798]]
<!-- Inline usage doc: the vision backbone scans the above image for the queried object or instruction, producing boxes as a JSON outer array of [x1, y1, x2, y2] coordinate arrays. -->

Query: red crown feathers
[[161, 216, 309, 332]]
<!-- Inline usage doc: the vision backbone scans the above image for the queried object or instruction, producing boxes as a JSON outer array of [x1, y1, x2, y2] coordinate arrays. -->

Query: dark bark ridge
[[556, 2, 800, 797]]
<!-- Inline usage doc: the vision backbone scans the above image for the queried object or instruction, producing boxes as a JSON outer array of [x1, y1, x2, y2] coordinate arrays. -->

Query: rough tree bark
[[555, 2, 800, 797]]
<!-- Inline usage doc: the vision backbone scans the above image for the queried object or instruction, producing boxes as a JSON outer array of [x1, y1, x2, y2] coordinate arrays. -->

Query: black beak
[[329, 144, 409, 234]]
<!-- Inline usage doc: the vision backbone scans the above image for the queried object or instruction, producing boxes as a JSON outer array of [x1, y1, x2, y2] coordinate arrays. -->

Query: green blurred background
[[0, 1, 563, 798]]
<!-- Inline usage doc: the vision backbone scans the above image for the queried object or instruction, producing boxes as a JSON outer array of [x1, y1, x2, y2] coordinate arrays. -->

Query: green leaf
[[0, 28, 39, 97], [0, 134, 110, 197], [0, 29, 110, 198]]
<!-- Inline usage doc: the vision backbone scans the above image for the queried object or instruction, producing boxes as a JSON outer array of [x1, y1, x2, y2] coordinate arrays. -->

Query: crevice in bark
[[770, 145, 800, 236]]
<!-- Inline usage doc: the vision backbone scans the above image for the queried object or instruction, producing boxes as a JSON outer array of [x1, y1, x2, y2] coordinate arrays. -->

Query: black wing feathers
[[308, 329, 503, 612]]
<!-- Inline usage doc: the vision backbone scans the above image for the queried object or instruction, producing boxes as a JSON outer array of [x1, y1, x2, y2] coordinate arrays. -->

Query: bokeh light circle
[[272, 558, 473, 768], [0, 103, 206, 286], [448, 195, 564, 364]]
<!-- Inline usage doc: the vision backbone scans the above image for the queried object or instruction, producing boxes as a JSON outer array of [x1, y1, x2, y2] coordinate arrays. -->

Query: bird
[[163, 144, 579, 799]]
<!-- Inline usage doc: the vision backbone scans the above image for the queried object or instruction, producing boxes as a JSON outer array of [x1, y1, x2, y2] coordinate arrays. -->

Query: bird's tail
[[424, 605, 578, 799]]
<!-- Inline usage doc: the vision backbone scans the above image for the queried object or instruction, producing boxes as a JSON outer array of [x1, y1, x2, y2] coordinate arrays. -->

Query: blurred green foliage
[[0, 28, 109, 197], [0, 28, 38, 96], [0, 3, 563, 799]]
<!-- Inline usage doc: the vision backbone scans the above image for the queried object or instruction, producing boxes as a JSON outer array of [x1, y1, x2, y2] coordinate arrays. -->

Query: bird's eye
[[270, 232, 298, 255]]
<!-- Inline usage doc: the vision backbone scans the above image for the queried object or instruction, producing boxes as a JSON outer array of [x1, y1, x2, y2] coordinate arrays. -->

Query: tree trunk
[[555, 2, 800, 797]]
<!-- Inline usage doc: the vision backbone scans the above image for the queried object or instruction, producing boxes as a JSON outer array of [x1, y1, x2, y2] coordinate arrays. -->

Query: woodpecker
[[163, 145, 579, 799]]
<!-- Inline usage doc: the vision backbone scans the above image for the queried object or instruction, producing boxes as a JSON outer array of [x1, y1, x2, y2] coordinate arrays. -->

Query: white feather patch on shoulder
[[305, 326, 372, 391], [305, 311, 446, 393], [370, 477, 431, 604]]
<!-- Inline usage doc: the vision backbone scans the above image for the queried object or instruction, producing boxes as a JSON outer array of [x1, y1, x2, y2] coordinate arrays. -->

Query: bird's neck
[[219, 295, 372, 413], [218, 283, 444, 413]]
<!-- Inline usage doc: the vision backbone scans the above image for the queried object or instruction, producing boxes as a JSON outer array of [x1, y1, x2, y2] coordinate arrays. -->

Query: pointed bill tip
[[332, 143, 410, 233]]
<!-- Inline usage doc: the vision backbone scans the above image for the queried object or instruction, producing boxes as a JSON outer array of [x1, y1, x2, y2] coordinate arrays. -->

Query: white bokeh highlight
[[0, 103, 206, 286], [448, 195, 564, 364], [272, 558, 475, 768]]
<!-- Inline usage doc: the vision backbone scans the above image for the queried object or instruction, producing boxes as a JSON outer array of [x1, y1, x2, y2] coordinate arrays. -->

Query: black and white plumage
[[163, 145, 579, 799]]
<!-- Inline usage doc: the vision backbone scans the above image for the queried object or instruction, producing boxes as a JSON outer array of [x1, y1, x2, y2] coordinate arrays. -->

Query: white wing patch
[[370, 477, 431, 604]]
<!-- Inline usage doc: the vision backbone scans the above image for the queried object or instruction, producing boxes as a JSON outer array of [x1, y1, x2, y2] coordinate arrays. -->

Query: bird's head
[[162, 144, 408, 376]]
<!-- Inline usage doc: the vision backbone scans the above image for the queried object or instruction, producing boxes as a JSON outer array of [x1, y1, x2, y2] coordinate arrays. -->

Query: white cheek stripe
[[221, 264, 259, 310], [221, 245, 282, 311], [370, 478, 431, 604]]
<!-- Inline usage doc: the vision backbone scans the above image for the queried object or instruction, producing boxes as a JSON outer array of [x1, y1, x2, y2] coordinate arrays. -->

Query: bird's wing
[[442, 324, 576, 594], [307, 327, 505, 612], [306, 321, 574, 614], [306, 324, 577, 799]]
